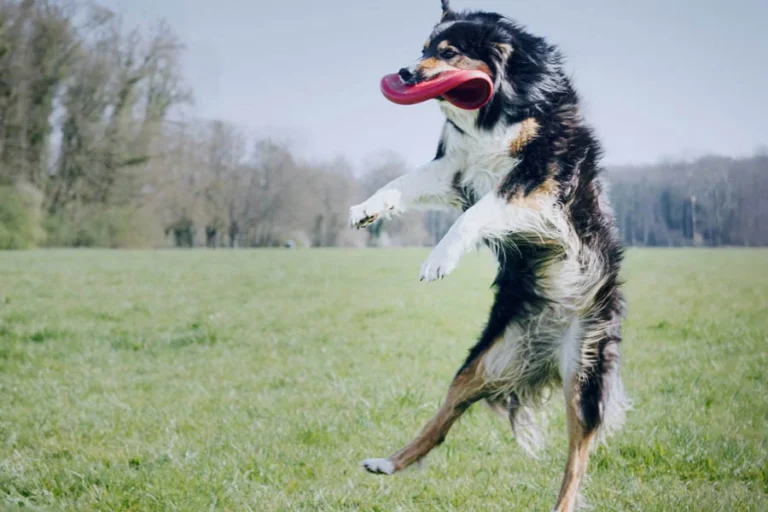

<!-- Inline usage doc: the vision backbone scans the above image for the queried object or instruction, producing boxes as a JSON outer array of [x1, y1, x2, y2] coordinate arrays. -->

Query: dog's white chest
[[462, 138, 518, 197], [444, 110, 524, 199]]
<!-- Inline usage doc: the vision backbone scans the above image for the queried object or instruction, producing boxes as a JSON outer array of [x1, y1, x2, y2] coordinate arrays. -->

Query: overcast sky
[[101, 0, 768, 168]]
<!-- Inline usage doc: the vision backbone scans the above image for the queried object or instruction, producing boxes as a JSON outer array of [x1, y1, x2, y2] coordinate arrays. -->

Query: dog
[[348, 2, 628, 510]]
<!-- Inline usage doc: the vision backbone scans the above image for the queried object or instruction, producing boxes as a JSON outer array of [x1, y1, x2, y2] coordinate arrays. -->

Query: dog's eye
[[440, 49, 458, 59]]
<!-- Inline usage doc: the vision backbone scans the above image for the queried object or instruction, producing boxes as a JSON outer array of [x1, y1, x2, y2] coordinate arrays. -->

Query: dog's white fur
[[361, 458, 394, 475]]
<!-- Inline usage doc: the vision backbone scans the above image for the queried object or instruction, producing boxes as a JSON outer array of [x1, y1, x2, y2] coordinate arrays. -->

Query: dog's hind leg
[[552, 375, 597, 512], [361, 356, 487, 475], [553, 303, 627, 512]]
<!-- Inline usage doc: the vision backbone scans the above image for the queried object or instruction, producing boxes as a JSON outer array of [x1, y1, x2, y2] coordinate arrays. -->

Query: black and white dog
[[349, 2, 628, 510]]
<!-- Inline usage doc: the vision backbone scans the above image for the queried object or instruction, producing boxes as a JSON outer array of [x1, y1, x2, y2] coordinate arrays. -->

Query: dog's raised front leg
[[348, 155, 461, 229], [419, 186, 559, 281], [362, 355, 487, 475]]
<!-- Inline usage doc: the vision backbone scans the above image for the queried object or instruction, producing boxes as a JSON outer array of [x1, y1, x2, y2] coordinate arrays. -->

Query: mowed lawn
[[1, 249, 767, 511]]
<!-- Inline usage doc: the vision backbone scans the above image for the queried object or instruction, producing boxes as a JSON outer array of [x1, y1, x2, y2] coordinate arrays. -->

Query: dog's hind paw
[[361, 457, 395, 475]]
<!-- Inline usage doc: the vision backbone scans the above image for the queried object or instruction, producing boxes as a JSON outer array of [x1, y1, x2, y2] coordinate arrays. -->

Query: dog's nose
[[398, 67, 414, 83]]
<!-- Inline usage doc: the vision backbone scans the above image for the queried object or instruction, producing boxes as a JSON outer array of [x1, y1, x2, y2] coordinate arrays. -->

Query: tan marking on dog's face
[[509, 118, 541, 154], [416, 56, 447, 72], [413, 56, 458, 80], [417, 40, 493, 78], [415, 42, 493, 80], [448, 55, 491, 76]]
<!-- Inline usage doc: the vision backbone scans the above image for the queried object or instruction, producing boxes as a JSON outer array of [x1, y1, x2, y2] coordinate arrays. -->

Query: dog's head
[[398, 1, 564, 128]]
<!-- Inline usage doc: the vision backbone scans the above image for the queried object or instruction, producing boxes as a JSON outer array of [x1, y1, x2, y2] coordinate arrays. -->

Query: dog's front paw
[[348, 203, 380, 229], [349, 192, 401, 229], [419, 240, 462, 282], [362, 457, 395, 475]]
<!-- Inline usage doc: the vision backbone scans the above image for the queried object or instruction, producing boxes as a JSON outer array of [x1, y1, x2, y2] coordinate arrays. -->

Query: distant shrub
[[0, 184, 45, 249], [44, 205, 162, 248]]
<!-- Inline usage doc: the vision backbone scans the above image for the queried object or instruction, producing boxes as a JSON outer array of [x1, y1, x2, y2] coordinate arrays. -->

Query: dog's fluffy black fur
[[350, 3, 627, 510]]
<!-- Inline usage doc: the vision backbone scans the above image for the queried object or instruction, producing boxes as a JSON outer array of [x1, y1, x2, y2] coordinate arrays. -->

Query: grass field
[[1, 248, 767, 511]]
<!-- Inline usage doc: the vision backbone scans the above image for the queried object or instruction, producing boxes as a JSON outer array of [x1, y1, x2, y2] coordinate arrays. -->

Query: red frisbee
[[380, 70, 493, 110]]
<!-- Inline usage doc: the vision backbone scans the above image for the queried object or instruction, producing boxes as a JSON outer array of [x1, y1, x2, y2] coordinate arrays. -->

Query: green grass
[[1, 248, 767, 511]]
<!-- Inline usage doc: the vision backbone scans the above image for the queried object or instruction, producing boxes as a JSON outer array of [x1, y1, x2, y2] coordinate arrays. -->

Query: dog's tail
[[486, 394, 545, 457], [595, 365, 631, 445]]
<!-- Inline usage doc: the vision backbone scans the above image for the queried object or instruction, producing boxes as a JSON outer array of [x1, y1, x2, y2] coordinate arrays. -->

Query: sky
[[100, 0, 768, 169]]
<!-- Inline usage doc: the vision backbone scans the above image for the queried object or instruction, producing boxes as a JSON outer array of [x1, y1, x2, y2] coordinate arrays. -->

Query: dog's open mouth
[[380, 70, 493, 110]]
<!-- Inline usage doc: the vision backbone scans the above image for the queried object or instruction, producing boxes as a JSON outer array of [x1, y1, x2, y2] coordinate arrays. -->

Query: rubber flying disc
[[380, 70, 493, 110]]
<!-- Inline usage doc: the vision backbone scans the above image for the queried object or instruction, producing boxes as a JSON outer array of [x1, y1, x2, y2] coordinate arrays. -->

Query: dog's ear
[[440, 0, 456, 21], [492, 43, 513, 62]]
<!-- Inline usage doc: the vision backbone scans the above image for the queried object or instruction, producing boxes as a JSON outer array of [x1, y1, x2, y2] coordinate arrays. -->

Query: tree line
[[0, 0, 443, 249], [610, 154, 768, 247], [0, 0, 766, 249]]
